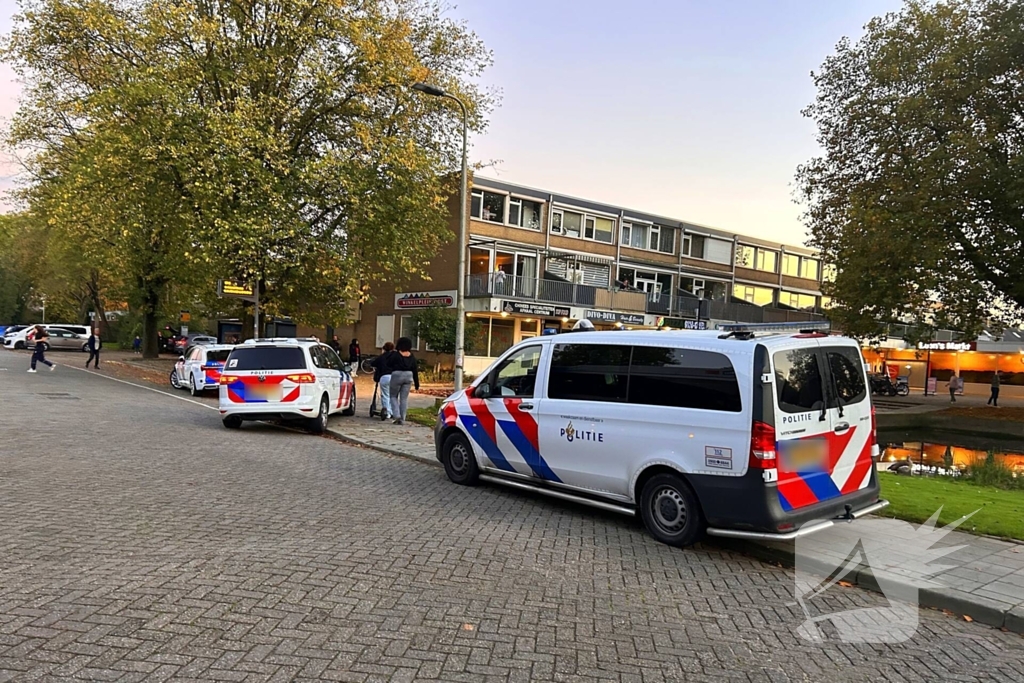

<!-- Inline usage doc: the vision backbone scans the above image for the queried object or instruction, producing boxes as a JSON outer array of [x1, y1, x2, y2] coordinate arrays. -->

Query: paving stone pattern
[[1, 357, 1023, 681]]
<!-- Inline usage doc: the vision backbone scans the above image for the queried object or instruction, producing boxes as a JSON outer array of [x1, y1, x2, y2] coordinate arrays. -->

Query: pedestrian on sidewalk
[[372, 341, 395, 421], [28, 326, 54, 373], [988, 371, 1001, 407], [348, 338, 360, 365], [132, 335, 142, 354], [329, 335, 341, 353], [947, 374, 961, 402], [85, 328, 102, 368], [385, 336, 419, 425]]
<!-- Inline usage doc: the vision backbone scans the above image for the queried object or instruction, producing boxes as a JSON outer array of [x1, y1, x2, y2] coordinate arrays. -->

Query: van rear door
[[820, 344, 876, 496], [770, 341, 837, 512]]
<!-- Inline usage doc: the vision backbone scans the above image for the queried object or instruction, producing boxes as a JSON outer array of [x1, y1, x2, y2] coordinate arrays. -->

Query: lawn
[[406, 407, 438, 428], [879, 473, 1024, 541]]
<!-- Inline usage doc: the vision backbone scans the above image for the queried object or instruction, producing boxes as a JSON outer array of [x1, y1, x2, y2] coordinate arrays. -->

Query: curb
[[719, 537, 1024, 635], [325, 428, 441, 469]]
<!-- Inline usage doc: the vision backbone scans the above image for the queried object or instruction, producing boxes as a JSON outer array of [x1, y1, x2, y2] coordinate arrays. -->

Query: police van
[[434, 321, 887, 547]]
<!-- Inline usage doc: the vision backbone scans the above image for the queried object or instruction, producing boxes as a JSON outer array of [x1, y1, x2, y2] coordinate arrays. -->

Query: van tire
[[308, 395, 330, 434], [222, 416, 243, 429], [341, 387, 356, 416], [442, 433, 479, 486], [639, 473, 705, 547]]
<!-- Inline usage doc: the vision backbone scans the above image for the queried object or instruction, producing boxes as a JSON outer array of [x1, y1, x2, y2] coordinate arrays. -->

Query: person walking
[[988, 370, 1001, 407], [348, 338, 361, 365], [385, 337, 420, 425], [947, 374, 961, 402], [371, 341, 395, 421], [28, 325, 54, 373], [85, 328, 102, 368]]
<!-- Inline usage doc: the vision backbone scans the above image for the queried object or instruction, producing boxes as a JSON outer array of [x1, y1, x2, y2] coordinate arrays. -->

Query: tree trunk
[[140, 283, 161, 358], [87, 269, 109, 336]]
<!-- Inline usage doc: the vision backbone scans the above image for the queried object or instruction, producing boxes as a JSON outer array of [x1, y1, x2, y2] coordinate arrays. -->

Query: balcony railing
[[467, 273, 604, 309]]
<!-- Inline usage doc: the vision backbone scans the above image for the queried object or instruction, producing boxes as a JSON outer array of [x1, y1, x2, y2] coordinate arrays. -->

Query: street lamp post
[[413, 82, 469, 391], [696, 291, 704, 329]]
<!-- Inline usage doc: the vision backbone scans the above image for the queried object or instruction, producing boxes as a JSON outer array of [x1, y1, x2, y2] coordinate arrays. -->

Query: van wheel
[[639, 473, 705, 547], [308, 395, 330, 434], [222, 416, 242, 429], [442, 433, 479, 485]]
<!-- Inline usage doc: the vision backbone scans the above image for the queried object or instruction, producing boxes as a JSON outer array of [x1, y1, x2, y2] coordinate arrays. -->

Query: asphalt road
[[1, 351, 1023, 682]]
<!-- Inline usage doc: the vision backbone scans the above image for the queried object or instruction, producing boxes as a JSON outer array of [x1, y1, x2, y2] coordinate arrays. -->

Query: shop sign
[[395, 290, 457, 309], [916, 341, 972, 352], [585, 310, 646, 326], [501, 301, 570, 318], [656, 317, 707, 330]]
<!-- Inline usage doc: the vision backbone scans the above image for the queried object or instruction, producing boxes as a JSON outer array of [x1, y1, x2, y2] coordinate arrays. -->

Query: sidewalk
[[323, 414, 1024, 634]]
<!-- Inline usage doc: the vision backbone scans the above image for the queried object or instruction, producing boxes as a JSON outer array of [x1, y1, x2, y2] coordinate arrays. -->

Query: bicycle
[[359, 355, 377, 375]]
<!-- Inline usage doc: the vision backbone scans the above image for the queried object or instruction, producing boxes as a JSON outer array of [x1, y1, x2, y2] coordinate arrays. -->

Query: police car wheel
[[640, 474, 704, 547], [222, 416, 242, 429], [442, 433, 479, 485], [189, 375, 198, 396], [169, 369, 181, 389], [308, 395, 329, 434], [341, 387, 356, 416]]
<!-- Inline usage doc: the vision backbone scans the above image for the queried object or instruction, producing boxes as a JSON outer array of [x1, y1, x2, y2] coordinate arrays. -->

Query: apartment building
[[335, 177, 828, 375]]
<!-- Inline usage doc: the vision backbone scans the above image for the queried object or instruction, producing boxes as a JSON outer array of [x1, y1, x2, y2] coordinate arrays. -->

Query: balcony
[[466, 273, 646, 313]]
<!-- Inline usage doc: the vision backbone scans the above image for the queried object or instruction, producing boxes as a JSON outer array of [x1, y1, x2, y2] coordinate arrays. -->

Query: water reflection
[[880, 441, 1024, 475]]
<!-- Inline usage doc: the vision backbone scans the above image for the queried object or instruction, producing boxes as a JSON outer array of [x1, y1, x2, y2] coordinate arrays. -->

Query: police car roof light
[[716, 321, 831, 340]]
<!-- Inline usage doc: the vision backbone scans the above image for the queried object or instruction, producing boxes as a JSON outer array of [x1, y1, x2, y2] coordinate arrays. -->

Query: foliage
[[963, 450, 1024, 490], [405, 406, 438, 428], [410, 304, 460, 355], [798, 0, 1024, 339], [3, 0, 494, 353]]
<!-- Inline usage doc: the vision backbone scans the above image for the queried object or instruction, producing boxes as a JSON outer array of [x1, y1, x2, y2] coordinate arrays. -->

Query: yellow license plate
[[779, 439, 828, 471]]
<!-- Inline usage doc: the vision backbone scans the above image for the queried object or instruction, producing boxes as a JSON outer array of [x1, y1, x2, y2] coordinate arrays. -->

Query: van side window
[[773, 349, 825, 413], [549, 344, 630, 402], [629, 347, 741, 412], [490, 346, 541, 398], [826, 347, 867, 405]]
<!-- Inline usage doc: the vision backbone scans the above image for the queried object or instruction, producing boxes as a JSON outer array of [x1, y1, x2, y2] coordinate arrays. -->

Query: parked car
[[433, 321, 885, 548], [170, 343, 235, 396], [3, 323, 91, 350], [172, 333, 217, 354], [218, 338, 356, 432], [43, 327, 89, 351]]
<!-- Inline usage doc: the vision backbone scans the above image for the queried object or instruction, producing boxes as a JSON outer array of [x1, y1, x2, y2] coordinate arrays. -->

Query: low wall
[[877, 412, 1024, 440]]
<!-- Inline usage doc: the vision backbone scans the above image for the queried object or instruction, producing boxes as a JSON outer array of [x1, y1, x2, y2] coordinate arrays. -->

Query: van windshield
[[226, 347, 305, 371]]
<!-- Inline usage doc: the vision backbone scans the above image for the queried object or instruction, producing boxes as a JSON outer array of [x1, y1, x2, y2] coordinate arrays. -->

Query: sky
[[0, 0, 905, 246]]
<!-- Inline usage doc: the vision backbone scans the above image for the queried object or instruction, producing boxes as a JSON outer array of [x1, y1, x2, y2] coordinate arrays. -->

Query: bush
[[963, 451, 1024, 490]]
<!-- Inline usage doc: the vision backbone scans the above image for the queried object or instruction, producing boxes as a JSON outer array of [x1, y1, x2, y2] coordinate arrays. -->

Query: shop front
[[862, 339, 1024, 396], [464, 300, 572, 376]]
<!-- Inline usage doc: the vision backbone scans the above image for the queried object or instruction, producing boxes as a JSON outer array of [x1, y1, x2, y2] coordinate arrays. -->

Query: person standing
[[371, 341, 395, 421], [28, 325, 54, 373], [329, 335, 341, 353], [385, 337, 419, 425], [348, 338, 361, 365], [947, 374, 961, 403], [132, 335, 142, 354], [86, 328, 102, 368], [988, 370, 1001, 407]]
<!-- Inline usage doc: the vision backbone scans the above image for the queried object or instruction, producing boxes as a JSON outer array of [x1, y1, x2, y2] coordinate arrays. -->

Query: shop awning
[[544, 250, 614, 265]]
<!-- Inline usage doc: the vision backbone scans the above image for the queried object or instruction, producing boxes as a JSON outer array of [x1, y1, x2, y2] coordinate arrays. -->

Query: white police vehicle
[[171, 343, 235, 396], [434, 321, 886, 547], [218, 338, 355, 433]]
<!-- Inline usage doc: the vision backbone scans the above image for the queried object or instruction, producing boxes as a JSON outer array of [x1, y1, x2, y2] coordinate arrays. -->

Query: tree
[[4, 0, 494, 353], [797, 0, 1024, 339], [411, 304, 459, 354]]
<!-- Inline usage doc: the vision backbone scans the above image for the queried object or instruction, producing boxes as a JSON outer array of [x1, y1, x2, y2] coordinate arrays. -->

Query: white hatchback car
[[171, 344, 235, 396], [218, 338, 356, 433]]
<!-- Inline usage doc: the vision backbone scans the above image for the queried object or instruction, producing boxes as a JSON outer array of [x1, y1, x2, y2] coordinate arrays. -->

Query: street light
[[413, 81, 469, 391]]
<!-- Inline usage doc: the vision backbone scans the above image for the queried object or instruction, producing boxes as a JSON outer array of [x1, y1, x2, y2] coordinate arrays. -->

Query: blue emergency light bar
[[716, 321, 831, 339]]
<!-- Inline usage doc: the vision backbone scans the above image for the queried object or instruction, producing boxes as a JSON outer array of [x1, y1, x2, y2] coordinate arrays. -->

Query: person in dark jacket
[[385, 337, 420, 425], [329, 335, 341, 353], [371, 341, 395, 420], [28, 326, 54, 373], [86, 328, 102, 368], [348, 339, 360, 364], [988, 371, 1001, 407]]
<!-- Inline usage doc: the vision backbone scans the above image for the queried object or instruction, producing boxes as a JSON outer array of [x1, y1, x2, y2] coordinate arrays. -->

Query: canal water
[[878, 429, 1024, 473]]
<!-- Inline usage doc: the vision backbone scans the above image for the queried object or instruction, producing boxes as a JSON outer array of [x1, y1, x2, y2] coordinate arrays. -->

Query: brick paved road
[[1, 353, 1023, 682]]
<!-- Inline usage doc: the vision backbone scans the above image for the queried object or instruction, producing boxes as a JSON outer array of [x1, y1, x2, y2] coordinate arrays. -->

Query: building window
[[734, 284, 775, 306], [552, 208, 613, 243], [682, 234, 706, 259], [562, 210, 582, 238], [508, 197, 542, 230], [657, 226, 675, 254], [735, 245, 756, 268], [783, 254, 820, 280], [782, 254, 800, 276], [622, 222, 674, 254], [801, 258, 819, 280], [399, 315, 420, 350], [594, 217, 615, 243], [780, 292, 817, 310], [471, 189, 506, 224], [551, 210, 563, 234], [757, 249, 778, 273]]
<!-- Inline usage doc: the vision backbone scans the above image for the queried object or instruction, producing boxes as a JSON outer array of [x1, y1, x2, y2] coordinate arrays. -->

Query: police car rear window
[[226, 347, 305, 371], [207, 350, 232, 363]]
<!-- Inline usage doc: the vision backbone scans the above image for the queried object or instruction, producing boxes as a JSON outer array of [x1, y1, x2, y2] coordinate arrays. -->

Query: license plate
[[779, 438, 828, 472], [249, 385, 281, 401]]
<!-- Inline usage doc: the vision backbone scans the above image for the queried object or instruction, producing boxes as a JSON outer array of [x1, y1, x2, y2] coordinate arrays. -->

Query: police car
[[218, 338, 356, 433], [171, 343, 234, 396], [434, 321, 886, 547]]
